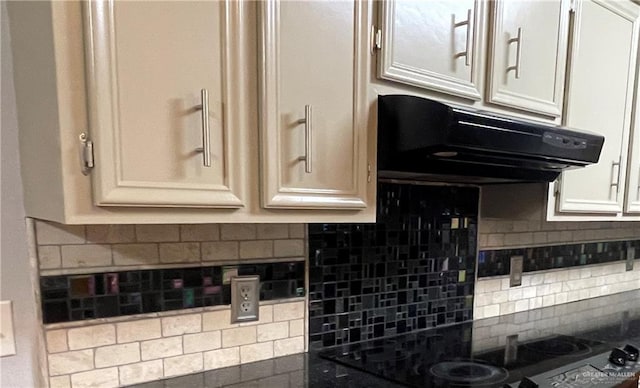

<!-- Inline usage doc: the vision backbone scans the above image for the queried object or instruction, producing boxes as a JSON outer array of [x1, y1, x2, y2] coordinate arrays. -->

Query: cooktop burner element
[[523, 337, 592, 357], [430, 361, 509, 386]]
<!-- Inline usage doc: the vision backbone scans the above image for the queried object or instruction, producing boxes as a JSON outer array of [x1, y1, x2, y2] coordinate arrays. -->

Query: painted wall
[[1, 3, 44, 386]]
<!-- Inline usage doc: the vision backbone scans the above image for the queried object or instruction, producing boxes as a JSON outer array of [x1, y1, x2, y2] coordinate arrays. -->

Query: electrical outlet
[[231, 275, 260, 323]]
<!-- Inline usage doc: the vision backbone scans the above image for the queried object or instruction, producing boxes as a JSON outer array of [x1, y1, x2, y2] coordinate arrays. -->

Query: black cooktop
[[319, 291, 640, 388]]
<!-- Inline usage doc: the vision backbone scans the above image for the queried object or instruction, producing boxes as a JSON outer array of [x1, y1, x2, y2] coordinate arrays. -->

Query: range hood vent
[[377, 95, 604, 184]]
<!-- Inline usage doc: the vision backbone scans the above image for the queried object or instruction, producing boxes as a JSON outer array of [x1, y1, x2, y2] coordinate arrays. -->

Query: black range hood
[[377, 95, 605, 184]]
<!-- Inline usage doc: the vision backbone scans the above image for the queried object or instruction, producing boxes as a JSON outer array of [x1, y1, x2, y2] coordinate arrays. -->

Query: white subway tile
[[164, 353, 203, 378], [273, 301, 305, 321], [86, 225, 135, 244], [68, 324, 115, 350], [183, 331, 221, 354], [521, 287, 536, 299], [94, 342, 140, 368], [508, 288, 522, 301], [289, 319, 305, 337], [239, 241, 273, 259], [530, 297, 543, 309], [542, 295, 555, 307], [162, 314, 201, 337], [500, 302, 515, 315], [202, 309, 237, 332], [39, 245, 62, 269], [257, 224, 289, 240], [274, 336, 304, 357], [202, 242, 239, 261], [135, 225, 180, 242], [288, 224, 305, 239], [159, 242, 200, 263], [257, 322, 289, 342], [273, 239, 304, 257], [70, 367, 118, 388], [118, 360, 163, 386], [240, 341, 273, 363], [529, 274, 544, 286], [61, 245, 112, 268], [112, 244, 159, 266], [474, 293, 492, 307], [204, 347, 240, 370], [141, 336, 182, 361], [515, 300, 529, 312], [36, 221, 85, 245], [222, 327, 256, 348], [50, 376, 71, 388], [48, 350, 94, 376], [476, 279, 501, 293], [220, 224, 256, 240], [117, 319, 161, 343], [180, 224, 219, 242], [555, 292, 568, 305], [483, 304, 500, 318], [46, 330, 68, 353]]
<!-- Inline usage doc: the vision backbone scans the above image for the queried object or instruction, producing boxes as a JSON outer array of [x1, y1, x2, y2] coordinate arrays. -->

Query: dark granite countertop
[[128, 352, 404, 388], [129, 290, 640, 388]]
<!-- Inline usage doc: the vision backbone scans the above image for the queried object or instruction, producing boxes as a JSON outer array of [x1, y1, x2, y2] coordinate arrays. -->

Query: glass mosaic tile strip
[[308, 182, 480, 349], [40, 261, 305, 324], [477, 240, 640, 278]]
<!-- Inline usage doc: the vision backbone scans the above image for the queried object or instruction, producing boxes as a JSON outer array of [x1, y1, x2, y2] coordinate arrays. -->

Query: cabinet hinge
[[372, 27, 382, 51], [553, 179, 560, 197], [79, 132, 94, 176], [367, 162, 372, 183]]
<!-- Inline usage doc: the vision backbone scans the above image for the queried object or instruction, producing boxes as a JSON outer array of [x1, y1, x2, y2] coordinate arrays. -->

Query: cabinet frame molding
[[258, 0, 369, 209], [83, 0, 244, 208], [377, 0, 485, 101], [486, 0, 571, 117]]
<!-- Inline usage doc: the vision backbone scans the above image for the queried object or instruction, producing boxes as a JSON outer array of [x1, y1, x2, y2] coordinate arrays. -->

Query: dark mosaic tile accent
[[41, 262, 305, 324], [308, 182, 479, 349], [478, 239, 640, 277]]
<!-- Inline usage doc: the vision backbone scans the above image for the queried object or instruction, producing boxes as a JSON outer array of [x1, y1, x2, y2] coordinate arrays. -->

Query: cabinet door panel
[[558, 0, 639, 213], [626, 99, 640, 213], [85, 1, 243, 207], [378, 0, 484, 100], [487, 0, 570, 116], [259, 0, 368, 209]]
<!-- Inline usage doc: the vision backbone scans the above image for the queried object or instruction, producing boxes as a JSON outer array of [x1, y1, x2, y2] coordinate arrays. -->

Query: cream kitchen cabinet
[[551, 0, 640, 217], [85, 0, 243, 208], [486, 0, 571, 117], [259, 0, 369, 210], [377, 0, 485, 101], [375, 0, 570, 119], [625, 97, 640, 214], [7, 1, 375, 224]]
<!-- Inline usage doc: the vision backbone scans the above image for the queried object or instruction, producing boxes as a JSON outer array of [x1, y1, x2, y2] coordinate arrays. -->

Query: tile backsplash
[[40, 262, 304, 323], [34, 220, 308, 387], [308, 182, 479, 349], [478, 239, 640, 277]]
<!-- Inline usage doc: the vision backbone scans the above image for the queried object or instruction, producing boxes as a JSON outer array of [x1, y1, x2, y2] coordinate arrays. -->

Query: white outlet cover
[[0, 301, 16, 357]]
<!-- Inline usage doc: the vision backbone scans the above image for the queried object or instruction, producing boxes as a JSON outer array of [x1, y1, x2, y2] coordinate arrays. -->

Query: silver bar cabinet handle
[[195, 89, 212, 167], [507, 27, 523, 79], [611, 159, 621, 198], [297, 105, 312, 173], [453, 9, 472, 66]]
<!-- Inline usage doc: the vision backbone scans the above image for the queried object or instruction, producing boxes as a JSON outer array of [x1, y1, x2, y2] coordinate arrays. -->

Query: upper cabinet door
[[84, 1, 244, 208], [558, 0, 639, 214], [378, 0, 485, 100], [259, 0, 369, 209], [487, 0, 571, 116]]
